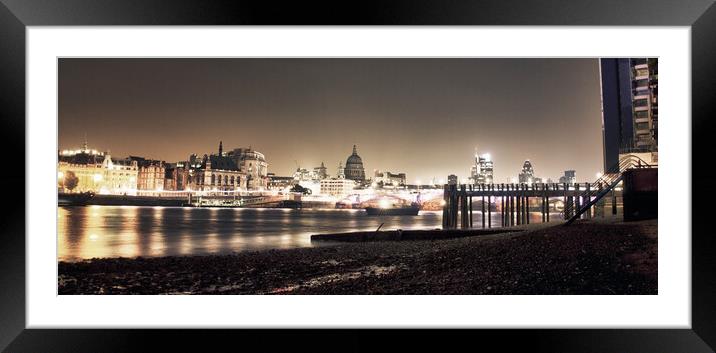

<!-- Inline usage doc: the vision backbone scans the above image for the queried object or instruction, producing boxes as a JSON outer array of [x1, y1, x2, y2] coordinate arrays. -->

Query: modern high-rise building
[[518, 160, 535, 183], [469, 152, 494, 184], [599, 58, 658, 173]]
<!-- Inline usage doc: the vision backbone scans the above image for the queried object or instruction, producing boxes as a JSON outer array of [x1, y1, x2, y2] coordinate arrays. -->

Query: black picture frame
[[1, 1, 714, 352]]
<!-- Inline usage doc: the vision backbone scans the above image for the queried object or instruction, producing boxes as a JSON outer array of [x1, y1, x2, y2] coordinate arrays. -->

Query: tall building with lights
[[599, 58, 658, 173], [470, 152, 494, 184], [518, 160, 536, 183]]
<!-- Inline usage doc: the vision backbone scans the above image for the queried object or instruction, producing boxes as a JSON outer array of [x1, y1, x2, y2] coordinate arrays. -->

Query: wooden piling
[[563, 183, 569, 220], [574, 183, 581, 220], [510, 184, 515, 226], [460, 184, 470, 229], [469, 184, 473, 228], [545, 184, 549, 222], [481, 184, 486, 229], [442, 185, 449, 229], [585, 183, 591, 219], [516, 184, 521, 226], [487, 184, 492, 228], [540, 184, 544, 222]]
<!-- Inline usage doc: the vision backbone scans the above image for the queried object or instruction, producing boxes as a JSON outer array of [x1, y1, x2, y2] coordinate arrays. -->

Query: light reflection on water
[[57, 205, 559, 262]]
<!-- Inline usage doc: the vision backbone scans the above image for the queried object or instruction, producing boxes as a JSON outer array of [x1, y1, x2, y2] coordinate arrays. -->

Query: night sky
[[59, 58, 604, 183]]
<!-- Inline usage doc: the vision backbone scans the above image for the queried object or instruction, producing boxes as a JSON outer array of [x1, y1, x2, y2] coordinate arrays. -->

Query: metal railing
[[564, 154, 655, 225]]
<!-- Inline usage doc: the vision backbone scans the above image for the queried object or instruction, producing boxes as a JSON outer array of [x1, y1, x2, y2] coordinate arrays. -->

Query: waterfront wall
[[87, 194, 186, 207]]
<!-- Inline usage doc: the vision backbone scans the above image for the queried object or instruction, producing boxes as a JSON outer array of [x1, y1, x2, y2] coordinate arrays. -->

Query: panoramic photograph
[[56, 58, 658, 295]]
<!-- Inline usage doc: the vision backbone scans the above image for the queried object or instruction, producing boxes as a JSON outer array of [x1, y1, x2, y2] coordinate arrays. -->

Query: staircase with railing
[[564, 154, 656, 225]]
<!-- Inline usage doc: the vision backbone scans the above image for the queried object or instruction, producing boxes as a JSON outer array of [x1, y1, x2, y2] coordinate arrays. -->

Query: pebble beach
[[58, 218, 657, 295]]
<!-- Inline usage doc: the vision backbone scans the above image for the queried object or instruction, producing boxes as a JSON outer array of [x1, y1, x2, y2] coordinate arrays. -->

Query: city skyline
[[59, 58, 604, 182]]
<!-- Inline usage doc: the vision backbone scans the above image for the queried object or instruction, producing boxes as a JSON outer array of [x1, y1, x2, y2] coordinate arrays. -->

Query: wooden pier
[[441, 182, 620, 229]]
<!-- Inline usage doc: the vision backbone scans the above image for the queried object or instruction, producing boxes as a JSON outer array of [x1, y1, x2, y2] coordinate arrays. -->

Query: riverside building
[[130, 156, 165, 191], [228, 147, 269, 190], [188, 141, 246, 192], [57, 143, 138, 194], [319, 178, 357, 197]]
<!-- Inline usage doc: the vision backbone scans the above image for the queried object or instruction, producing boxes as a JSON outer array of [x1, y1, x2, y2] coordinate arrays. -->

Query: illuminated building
[[319, 178, 356, 197], [313, 162, 328, 180], [337, 161, 345, 179], [267, 173, 296, 190], [293, 167, 314, 182], [163, 162, 190, 191], [57, 142, 138, 194], [374, 170, 406, 187], [518, 160, 536, 184], [188, 141, 246, 191], [129, 156, 165, 191], [228, 147, 269, 190], [469, 151, 494, 184], [600, 58, 658, 172], [343, 145, 366, 183]]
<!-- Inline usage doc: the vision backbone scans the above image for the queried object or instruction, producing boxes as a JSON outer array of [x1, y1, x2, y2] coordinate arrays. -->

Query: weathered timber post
[[524, 184, 529, 224], [585, 183, 592, 219], [520, 183, 529, 224], [510, 184, 515, 226], [442, 184, 449, 228], [597, 182, 605, 218], [500, 184, 505, 227], [460, 184, 470, 229], [563, 183, 569, 220], [507, 184, 512, 226], [541, 183, 546, 222], [545, 184, 549, 222], [453, 184, 459, 228], [524, 184, 528, 224], [574, 183, 581, 220], [503, 184, 507, 226], [469, 184, 473, 228], [516, 184, 521, 226], [481, 184, 486, 229], [488, 184, 492, 228]]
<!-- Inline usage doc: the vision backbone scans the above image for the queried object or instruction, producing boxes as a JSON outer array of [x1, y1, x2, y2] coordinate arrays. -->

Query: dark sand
[[58, 218, 657, 295]]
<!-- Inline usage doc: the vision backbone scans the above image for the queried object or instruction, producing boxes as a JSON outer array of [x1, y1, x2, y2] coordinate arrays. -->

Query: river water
[[58, 205, 557, 262]]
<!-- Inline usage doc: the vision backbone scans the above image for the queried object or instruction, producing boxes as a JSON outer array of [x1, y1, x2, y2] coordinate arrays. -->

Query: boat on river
[[365, 202, 420, 216]]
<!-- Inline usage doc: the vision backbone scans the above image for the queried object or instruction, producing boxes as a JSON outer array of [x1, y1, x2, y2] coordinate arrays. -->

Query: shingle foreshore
[[58, 219, 657, 295]]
